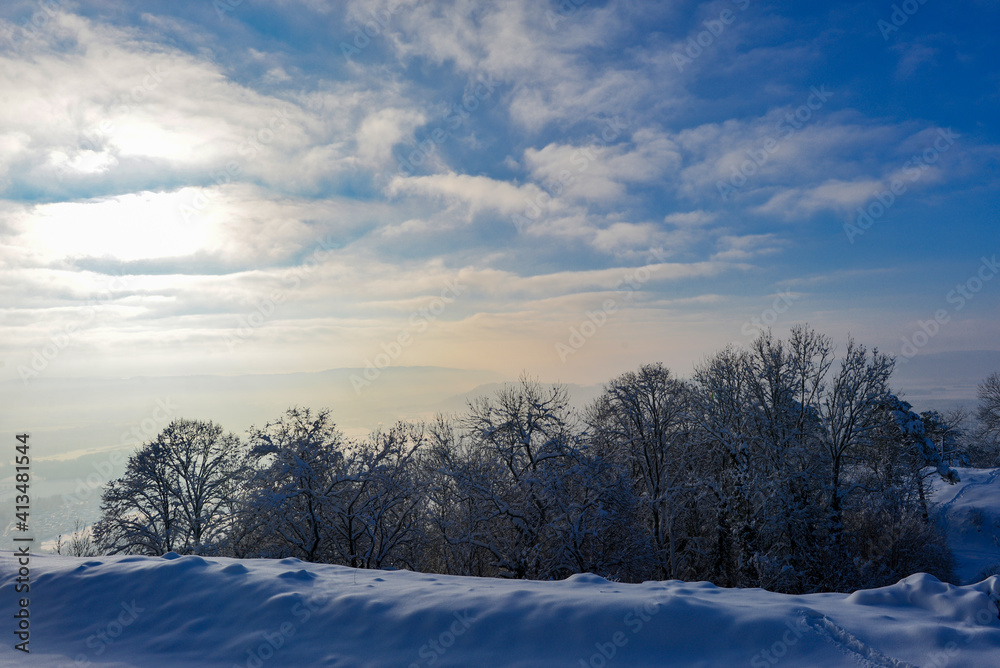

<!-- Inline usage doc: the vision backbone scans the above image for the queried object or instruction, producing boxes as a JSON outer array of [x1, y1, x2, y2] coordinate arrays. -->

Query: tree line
[[91, 326, 1000, 593]]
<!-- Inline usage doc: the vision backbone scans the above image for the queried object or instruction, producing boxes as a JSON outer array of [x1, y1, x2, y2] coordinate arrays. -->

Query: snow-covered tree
[[90, 327, 967, 592], [844, 396, 958, 586], [971, 372, 1000, 466], [921, 410, 969, 468], [436, 376, 613, 580], [688, 328, 833, 591], [680, 326, 955, 592], [241, 407, 347, 562], [332, 421, 426, 569], [241, 408, 429, 568], [586, 363, 699, 580], [818, 337, 893, 543], [94, 419, 246, 555]]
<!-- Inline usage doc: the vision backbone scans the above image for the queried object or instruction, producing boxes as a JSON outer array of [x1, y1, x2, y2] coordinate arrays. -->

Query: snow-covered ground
[[0, 552, 997, 667], [0, 468, 998, 667], [930, 467, 1000, 584]]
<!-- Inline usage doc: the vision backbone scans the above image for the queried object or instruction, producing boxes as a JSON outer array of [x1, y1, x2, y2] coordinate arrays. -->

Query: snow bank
[[929, 467, 1000, 583], [2, 552, 999, 667]]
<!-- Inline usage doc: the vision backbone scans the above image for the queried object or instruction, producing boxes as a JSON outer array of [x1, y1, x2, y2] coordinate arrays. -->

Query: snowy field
[[929, 467, 1000, 584], [0, 553, 998, 667], [1, 468, 998, 667]]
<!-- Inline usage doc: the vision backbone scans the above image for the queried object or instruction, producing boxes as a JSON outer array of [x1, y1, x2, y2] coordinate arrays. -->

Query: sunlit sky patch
[[1, 0, 998, 406]]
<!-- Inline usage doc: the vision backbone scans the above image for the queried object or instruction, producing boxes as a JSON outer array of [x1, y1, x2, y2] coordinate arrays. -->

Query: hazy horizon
[[4, 346, 998, 463]]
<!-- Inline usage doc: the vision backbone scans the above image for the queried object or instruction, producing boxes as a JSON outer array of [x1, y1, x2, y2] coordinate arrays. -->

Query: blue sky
[[1, 0, 998, 424]]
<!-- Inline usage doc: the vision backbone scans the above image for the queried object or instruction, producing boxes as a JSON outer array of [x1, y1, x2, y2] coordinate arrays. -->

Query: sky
[[1, 0, 999, 458]]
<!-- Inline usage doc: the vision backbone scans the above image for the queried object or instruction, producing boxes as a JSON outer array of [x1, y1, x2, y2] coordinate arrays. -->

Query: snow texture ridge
[[2, 551, 999, 667]]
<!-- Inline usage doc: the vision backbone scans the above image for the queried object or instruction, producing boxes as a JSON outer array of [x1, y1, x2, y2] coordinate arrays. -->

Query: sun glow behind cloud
[[18, 192, 211, 262], [0, 0, 995, 397]]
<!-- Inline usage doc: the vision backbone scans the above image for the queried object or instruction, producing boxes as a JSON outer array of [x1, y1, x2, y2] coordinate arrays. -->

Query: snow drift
[[2, 551, 999, 667]]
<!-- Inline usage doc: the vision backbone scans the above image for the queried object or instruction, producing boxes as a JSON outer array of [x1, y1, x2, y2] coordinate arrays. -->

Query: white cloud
[[893, 41, 938, 80], [14, 192, 213, 264], [664, 210, 716, 227], [0, 130, 31, 190], [523, 128, 681, 203], [0, 9, 426, 200], [4, 184, 396, 272], [674, 113, 903, 200], [753, 178, 882, 219], [356, 107, 427, 168], [359, 0, 663, 131], [711, 234, 784, 261], [590, 222, 659, 253], [387, 172, 546, 217], [1, 0, 995, 390]]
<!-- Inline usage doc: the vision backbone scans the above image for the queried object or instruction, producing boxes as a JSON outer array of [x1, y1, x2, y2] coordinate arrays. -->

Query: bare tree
[[586, 363, 697, 579], [361, 422, 427, 568], [54, 519, 98, 557], [94, 419, 246, 555], [819, 337, 893, 539], [67, 519, 98, 557], [689, 344, 755, 587], [973, 372, 1000, 466], [978, 372, 1000, 436], [93, 440, 180, 555], [440, 375, 603, 579]]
